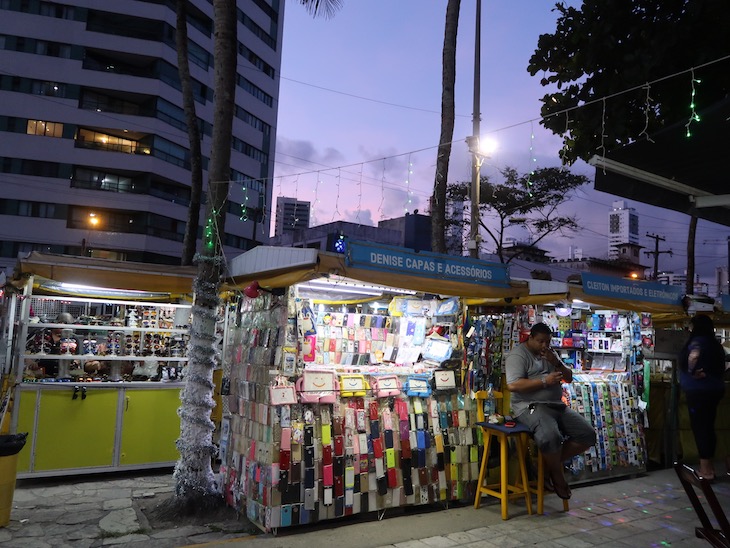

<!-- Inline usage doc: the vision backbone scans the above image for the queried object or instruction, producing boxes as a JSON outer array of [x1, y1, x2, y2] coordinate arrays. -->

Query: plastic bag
[[0, 433, 28, 457]]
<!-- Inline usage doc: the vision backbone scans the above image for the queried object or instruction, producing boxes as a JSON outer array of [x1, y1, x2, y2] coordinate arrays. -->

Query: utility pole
[[644, 233, 672, 280], [468, 0, 482, 259]]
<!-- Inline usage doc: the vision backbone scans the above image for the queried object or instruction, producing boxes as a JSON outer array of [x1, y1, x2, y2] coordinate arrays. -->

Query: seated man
[[505, 322, 596, 500]]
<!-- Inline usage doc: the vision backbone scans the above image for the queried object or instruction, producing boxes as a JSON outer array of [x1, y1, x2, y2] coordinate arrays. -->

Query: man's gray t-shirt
[[505, 342, 563, 417]]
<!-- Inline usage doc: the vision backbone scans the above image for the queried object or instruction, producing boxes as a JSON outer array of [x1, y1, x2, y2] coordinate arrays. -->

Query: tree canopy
[[449, 167, 588, 263], [528, 0, 730, 165]]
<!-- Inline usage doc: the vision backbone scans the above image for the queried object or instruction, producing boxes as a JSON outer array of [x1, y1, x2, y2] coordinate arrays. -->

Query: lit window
[[26, 120, 63, 137]]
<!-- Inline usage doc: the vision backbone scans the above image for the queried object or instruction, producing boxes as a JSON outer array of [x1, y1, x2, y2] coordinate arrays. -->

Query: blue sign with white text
[[346, 241, 509, 286], [581, 273, 684, 305]]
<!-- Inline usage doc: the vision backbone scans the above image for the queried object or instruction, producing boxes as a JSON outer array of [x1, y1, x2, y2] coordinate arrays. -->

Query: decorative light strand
[[379, 158, 386, 220], [312, 171, 321, 225], [230, 55, 730, 234], [639, 83, 655, 143], [685, 69, 701, 137], [275, 170, 283, 201], [239, 183, 249, 221], [355, 163, 364, 224], [212, 55, 730, 194], [291, 174, 300, 228], [403, 154, 413, 213], [259, 192, 267, 235], [526, 120, 536, 194], [332, 168, 342, 222], [599, 98, 607, 174], [203, 207, 218, 252], [560, 112, 571, 171]]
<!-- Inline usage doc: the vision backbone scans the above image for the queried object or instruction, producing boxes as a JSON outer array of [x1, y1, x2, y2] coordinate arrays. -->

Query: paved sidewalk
[[1, 467, 728, 547]]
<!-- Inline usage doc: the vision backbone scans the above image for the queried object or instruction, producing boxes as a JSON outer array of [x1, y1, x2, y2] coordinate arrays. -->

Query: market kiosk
[[219, 243, 526, 530], [3, 252, 196, 478], [216, 245, 674, 531], [552, 273, 686, 479], [461, 272, 689, 485]]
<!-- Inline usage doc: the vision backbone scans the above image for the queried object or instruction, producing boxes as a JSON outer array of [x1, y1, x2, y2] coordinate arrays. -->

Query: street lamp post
[[468, 0, 482, 259], [82, 212, 100, 256]]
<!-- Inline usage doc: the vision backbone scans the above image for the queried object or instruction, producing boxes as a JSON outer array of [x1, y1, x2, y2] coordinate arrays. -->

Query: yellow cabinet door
[[35, 388, 118, 471], [15, 389, 38, 474], [120, 388, 181, 466]]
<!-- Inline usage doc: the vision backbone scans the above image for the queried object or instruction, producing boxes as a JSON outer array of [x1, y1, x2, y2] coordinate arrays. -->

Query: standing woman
[[678, 314, 726, 479]]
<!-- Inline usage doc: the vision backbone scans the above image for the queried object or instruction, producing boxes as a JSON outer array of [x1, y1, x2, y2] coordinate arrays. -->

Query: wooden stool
[[473, 390, 569, 518], [526, 438, 570, 514], [473, 389, 533, 520]]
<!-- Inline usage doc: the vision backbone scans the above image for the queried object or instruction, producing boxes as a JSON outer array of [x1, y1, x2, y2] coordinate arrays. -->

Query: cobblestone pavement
[[1, 466, 728, 547]]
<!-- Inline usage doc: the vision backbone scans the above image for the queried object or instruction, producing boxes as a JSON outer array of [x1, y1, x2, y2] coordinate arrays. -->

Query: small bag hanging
[[371, 374, 402, 398], [431, 368, 456, 392], [296, 369, 339, 404], [404, 374, 432, 398], [339, 374, 370, 397], [269, 375, 297, 406]]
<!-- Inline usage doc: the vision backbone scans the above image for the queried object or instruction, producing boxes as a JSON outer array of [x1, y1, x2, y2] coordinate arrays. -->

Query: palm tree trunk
[[431, 0, 460, 254], [686, 214, 697, 295], [177, 0, 204, 266], [174, 0, 237, 500]]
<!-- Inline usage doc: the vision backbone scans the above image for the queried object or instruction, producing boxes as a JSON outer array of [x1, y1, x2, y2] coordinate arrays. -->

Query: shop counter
[[15, 381, 183, 478]]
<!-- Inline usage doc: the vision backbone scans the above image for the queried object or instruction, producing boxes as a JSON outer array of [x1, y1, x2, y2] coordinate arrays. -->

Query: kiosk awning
[[225, 244, 529, 300], [13, 252, 196, 296]]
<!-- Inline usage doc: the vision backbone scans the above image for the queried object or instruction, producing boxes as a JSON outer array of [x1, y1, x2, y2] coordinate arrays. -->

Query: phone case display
[[565, 376, 646, 479], [465, 315, 505, 393], [219, 291, 490, 533], [509, 305, 647, 482], [305, 297, 461, 373]]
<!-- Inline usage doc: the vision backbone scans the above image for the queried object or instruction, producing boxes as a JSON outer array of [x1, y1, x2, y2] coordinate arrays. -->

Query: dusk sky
[[271, 1, 730, 292]]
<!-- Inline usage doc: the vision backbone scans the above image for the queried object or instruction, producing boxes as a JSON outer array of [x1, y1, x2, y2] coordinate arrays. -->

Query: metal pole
[[469, 0, 482, 259]]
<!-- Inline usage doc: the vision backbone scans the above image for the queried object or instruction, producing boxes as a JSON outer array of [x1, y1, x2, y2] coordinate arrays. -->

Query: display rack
[[11, 293, 191, 478], [19, 295, 190, 382], [219, 289, 493, 532]]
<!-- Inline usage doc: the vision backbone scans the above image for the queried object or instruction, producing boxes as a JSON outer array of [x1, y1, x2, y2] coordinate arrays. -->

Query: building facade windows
[[0, 1, 280, 272], [0, 34, 73, 58], [31, 80, 68, 97], [27, 120, 63, 137], [38, 1, 77, 19], [0, 198, 61, 218], [76, 128, 146, 155], [71, 168, 136, 193]]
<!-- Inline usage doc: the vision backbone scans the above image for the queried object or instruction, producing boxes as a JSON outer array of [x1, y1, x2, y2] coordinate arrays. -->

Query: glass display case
[[10, 294, 191, 478]]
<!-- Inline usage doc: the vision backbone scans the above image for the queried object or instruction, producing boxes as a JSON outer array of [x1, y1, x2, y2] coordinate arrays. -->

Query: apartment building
[[0, 0, 282, 273], [274, 196, 310, 237], [608, 200, 639, 260]]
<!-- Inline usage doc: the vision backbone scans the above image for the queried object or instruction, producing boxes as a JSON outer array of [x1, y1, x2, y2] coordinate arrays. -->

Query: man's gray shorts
[[516, 403, 597, 454]]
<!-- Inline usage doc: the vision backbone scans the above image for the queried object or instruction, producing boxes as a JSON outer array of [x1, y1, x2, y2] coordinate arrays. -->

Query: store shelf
[[21, 354, 187, 362], [26, 324, 189, 334]]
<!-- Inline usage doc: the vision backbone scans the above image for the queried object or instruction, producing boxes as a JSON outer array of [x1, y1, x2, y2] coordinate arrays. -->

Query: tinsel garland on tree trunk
[[173, 257, 221, 497]]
